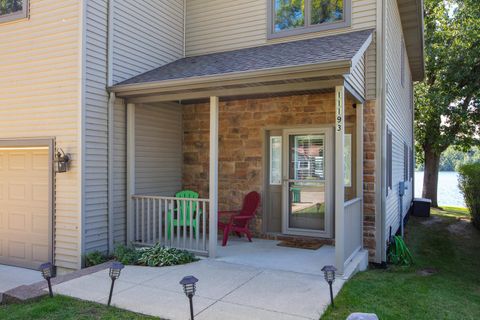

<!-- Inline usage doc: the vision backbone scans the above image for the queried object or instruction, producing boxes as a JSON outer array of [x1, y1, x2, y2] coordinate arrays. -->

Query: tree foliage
[[415, 0, 480, 159], [414, 0, 480, 205], [417, 146, 480, 171]]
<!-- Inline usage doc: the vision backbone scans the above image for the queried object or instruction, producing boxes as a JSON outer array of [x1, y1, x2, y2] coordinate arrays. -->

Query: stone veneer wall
[[362, 100, 377, 259], [182, 92, 377, 259]]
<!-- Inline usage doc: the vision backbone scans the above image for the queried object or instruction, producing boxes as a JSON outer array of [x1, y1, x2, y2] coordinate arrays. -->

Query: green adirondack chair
[[167, 190, 200, 239]]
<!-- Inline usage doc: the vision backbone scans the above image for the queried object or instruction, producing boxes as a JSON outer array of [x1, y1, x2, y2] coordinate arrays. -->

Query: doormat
[[277, 240, 323, 250]]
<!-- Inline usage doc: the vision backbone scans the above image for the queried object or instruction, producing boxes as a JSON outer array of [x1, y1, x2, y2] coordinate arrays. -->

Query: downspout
[[411, 81, 415, 207], [107, 0, 115, 254], [399, 181, 405, 237], [183, 0, 186, 57]]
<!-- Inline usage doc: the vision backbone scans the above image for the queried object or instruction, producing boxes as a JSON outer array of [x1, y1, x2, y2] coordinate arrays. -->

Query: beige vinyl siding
[[186, 0, 377, 53], [107, 0, 186, 245], [113, 99, 127, 244], [83, 0, 109, 253], [112, 0, 185, 84], [186, 0, 377, 96], [384, 0, 414, 236], [365, 41, 377, 99], [346, 54, 366, 98], [0, 0, 81, 269], [135, 104, 183, 196]]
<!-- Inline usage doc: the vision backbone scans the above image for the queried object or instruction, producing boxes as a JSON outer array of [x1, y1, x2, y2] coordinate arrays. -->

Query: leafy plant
[[458, 163, 480, 229], [84, 251, 109, 267], [388, 236, 414, 266], [114, 244, 141, 265], [137, 244, 197, 267]]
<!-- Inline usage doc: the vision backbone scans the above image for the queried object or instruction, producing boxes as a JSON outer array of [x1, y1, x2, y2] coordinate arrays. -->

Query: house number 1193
[[336, 90, 343, 132]]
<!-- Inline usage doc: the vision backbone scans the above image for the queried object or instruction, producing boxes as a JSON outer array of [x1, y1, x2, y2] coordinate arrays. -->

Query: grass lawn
[[322, 207, 480, 320], [0, 295, 160, 320]]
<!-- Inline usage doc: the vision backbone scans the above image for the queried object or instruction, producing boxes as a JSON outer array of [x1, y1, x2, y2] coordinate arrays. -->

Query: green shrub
[[137, 244, 197, 267], [114, 244, 141, 265], [84, 251, 109, 267], [458, 163, 480, 229]]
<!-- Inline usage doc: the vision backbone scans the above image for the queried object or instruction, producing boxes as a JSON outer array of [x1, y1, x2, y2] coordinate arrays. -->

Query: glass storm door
[[282, 129, 332, 237]]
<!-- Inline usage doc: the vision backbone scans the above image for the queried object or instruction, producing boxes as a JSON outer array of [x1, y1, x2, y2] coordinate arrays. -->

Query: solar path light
[[180, 275, 198, 320], [107, 262, 124, 306], [39, 262, 54, 298], [321, 265, 337, 308]]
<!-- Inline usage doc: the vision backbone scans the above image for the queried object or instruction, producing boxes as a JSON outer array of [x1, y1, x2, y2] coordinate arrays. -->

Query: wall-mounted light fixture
[[55, 148, 70, 173]]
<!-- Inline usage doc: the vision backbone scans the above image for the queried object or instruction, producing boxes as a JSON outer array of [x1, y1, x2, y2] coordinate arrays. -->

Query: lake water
[[414, 171, 466, 207]]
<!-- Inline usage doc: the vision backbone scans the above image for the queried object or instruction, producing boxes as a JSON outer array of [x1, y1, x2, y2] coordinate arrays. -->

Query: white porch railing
[[342, 197, 363, 268], [131, 195, 210, 255]]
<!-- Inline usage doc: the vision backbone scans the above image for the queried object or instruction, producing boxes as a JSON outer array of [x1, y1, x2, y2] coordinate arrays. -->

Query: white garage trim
[[0, 139, 54, 269]]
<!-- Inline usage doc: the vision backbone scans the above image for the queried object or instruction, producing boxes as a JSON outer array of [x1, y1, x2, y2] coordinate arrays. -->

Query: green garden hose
[[388, 235, 414, 266]]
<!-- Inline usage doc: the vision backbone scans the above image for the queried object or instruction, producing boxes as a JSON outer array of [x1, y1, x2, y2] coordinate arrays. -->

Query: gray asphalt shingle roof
[[117, 29, 373, 86]]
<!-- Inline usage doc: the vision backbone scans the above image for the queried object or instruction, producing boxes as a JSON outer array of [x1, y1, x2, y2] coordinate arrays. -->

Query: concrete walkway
[[0, 265, 44, 302], [52, 258, 345, 320]]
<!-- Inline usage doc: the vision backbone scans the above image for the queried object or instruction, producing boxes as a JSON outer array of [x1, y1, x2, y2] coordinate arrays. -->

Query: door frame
[[281, 127, 334, 238], [0, 138, 54, 267]]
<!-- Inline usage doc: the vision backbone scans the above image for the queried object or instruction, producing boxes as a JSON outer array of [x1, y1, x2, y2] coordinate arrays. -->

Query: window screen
[[270, 136, 282, 185]]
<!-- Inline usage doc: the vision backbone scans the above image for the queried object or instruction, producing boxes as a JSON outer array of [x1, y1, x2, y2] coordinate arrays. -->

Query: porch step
[[342, 249, 369, 280]]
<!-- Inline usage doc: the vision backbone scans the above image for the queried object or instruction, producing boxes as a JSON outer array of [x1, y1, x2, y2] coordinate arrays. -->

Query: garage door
[[0, 147, 51, 269]]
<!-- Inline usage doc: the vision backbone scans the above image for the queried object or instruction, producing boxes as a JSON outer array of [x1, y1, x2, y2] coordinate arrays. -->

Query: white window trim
[[0, 0, 29, 24], [267, 0, 352, 39]]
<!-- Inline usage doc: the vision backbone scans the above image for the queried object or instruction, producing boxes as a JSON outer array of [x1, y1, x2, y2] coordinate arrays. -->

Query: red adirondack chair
[[218, 191, 261, 246]]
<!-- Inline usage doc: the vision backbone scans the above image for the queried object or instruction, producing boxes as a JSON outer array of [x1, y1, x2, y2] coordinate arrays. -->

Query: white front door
[[282, 128, 333, 238]]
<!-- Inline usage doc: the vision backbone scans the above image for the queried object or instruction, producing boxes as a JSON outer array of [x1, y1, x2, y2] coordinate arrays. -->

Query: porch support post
[[335, 86, 345, 275], [209, 96, 219, 258], [126, 103, 136, 244], [356, 103, 364, 248]]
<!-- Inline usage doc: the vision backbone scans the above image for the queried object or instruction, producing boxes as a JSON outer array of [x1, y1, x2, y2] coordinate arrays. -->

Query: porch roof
[[110, 29, 373, 102]]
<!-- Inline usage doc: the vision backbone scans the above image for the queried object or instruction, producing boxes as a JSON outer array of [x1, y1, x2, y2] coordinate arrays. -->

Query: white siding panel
[[112, 0, 185, 84], [135, 104, 183, 196], [113, 99, 127, 244], [384, 0, 414, 237], [84, 0, 109, 253], [0, 0, 81, 270], [83, 0, 186, 253], [346, 54, 366, 98]]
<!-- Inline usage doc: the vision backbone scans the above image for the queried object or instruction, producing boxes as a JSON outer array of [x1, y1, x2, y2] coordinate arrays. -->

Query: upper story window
[[269, 0, 351, 38], [0, 0, 29, 23]]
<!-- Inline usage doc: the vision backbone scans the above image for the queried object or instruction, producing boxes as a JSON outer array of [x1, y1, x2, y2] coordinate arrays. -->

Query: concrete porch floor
[[216, 237, 336, 276], [52, 238, 345, 320]]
